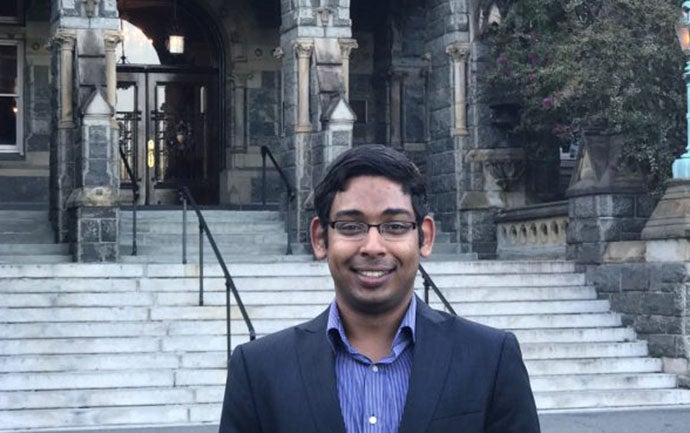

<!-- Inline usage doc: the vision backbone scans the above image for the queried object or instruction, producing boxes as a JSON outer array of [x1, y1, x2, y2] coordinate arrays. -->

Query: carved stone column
[[294, 39, 314, 133], [446, 42, 470, 136], [54, 30, 76, 128], [339, 38, 358, 101], [231, 74, 249, 150], [103, 30, 122, 110], [389, 70, 406, 148]]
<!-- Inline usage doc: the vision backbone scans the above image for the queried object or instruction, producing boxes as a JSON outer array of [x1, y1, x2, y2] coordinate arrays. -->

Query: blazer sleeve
[[485, 332, 541, 433], [218, 345, 262, 433]]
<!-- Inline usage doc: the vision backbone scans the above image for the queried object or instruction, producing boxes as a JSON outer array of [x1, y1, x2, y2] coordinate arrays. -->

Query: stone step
[[521, 341, 648, 360], [120, 210, 282, 223], [0, 254, 71, 264], [530, 373, 678, 392], [120, 233, 288, 246], [512, 327, 636, 344], [0, 404, 194, 431], [0, 210, 49, 220], [0, 260, 579, 279], [0, 353, 180, 373], [0, 369, 175, 391], [534, 389, 690, 410], [120, 221, 284, 234], [0, 243, 68, 254], [525, 357, 663, 376]]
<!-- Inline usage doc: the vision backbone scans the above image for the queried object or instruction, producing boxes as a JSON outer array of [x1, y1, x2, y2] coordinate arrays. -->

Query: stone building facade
[[2, 0, 536, 260]]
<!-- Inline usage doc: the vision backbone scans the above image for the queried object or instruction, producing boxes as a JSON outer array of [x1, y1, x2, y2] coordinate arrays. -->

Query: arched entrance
[[115, 0, 224, 205]]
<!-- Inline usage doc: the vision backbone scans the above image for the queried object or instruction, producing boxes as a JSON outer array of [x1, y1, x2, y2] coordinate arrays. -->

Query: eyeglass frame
[[327, 220, 418, 240]]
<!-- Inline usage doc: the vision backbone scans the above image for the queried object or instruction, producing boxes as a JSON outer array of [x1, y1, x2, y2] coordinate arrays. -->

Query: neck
[[336, 293, 413, 362]]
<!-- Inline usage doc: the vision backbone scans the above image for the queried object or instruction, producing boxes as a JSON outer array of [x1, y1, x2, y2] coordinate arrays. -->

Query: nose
[[359, 225, 386, 256]]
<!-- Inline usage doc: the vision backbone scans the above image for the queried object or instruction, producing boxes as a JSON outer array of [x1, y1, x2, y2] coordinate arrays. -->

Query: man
[[218, 144, 540, 433]]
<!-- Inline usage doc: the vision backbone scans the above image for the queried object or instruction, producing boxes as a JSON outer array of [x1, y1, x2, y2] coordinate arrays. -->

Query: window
[[0, 40, 22, 153], [0, 0, 23, 25]]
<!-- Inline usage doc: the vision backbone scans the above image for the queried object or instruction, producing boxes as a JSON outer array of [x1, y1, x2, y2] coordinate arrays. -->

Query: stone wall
[[586, 262, 690, 384]]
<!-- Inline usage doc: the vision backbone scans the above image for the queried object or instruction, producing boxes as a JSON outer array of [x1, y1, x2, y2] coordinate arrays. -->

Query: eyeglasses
[[328, 221, 417, 240]]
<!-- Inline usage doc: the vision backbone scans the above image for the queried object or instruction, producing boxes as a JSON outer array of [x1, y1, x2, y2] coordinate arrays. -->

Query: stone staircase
[[2, 260, 690, 432], [119, 209, 303, 263], [0, 210, 71, 264]]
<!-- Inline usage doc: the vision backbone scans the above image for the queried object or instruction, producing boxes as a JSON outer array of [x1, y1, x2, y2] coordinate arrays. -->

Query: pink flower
[[498, 55, 509, 64], [542, 96, 553, 108]]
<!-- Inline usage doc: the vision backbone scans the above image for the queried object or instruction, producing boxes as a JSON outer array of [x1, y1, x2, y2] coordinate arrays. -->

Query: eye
[[335, 221, 366, 236], [381, 221, 414, 235]]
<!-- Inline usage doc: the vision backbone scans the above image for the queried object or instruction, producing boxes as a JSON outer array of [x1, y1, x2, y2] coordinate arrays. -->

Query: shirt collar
[[326, 295, 417, 353]]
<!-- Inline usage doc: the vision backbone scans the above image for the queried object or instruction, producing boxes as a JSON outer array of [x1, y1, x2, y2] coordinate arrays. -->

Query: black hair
[[313, 144, 428, 245]]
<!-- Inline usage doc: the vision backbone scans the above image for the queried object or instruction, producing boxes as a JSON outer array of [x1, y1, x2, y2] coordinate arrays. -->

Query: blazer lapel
[[295, 308, 347, 433], [398, 300, 453, 433]]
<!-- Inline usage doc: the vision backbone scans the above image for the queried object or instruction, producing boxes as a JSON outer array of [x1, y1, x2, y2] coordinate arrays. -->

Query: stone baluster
[[338, 38, 358, 101]]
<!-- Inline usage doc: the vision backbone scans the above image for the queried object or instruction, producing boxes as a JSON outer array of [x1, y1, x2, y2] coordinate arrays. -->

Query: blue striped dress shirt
[[327, 296, 416, 433]]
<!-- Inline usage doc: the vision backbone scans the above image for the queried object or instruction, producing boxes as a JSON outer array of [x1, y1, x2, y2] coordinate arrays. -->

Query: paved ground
[[540, 406, 690, 433]]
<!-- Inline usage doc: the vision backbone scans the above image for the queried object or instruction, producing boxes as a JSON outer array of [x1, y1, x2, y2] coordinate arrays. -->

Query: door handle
[[147, 139, 155, 168]]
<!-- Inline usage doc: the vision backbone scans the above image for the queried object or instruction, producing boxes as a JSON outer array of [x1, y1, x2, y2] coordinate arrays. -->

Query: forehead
[[330, 175, 413, 215]]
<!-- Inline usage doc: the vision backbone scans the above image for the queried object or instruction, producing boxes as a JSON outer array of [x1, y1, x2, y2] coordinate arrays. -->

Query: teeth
[[359, 270, 388, 278]]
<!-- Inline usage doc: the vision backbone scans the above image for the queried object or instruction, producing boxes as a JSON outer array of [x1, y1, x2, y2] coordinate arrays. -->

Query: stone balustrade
[[495, 201, 568, 259]]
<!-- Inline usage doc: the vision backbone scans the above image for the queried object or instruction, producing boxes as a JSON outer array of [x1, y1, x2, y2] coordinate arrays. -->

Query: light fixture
[[167, 0, 184, 55]]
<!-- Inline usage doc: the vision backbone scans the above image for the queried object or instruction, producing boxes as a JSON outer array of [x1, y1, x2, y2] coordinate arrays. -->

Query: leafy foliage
[[486, 0, 687, 192]]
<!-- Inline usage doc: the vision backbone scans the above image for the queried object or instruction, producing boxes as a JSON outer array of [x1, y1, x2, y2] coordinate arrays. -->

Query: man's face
[[310, 175, 435, 317]]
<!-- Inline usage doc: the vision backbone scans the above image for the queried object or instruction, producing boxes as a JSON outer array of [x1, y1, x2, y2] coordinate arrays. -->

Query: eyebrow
[[331, 208, 414, 220]]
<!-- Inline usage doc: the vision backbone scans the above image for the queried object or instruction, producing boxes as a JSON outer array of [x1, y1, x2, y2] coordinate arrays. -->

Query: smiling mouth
[[356, 269, 392, 278]]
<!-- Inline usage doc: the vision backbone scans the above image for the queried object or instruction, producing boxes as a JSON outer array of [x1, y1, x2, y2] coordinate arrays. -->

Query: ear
[[310, 216, 328, 260], [419, 215, 435, 258]]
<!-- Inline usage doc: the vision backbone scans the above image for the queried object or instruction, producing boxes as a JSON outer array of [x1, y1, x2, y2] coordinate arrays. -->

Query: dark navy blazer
[[218, 298, 541, 433]]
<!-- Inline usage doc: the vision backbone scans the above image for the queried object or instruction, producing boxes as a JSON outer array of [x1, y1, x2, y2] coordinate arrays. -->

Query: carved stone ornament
[[272, 47, 284, 60], [103, 30, 123, 51], [52, 30, 77, 50], [446, 42, 470, 62], [316, 7, 332, 27], [83, 0, 100, 18], [339, 38, 358, 59], [294, 39, 314, 59], [486, 160, 526, 191]]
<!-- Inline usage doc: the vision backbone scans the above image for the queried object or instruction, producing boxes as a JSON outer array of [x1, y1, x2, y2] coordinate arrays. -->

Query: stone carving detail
[[272, 47, 284, 60], [103, 30, 123, 109], [339, 38, 358, 101], [316, 7, 332, 27], [446, 42, 470, 136], [498, 217, 568, 248], [53, 30, 77, 127], [486, 160, 526, 191], [83, 0, 100, 17]]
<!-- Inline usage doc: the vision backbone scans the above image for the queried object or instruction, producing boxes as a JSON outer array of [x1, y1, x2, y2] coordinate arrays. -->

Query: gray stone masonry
[[566, 133, 652, 264], [585, 262, 690, 384]]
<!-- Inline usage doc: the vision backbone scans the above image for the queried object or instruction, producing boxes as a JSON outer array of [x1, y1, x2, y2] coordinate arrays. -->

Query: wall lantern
[[167, 0, 184, 55], [674, 1, 690, 178]]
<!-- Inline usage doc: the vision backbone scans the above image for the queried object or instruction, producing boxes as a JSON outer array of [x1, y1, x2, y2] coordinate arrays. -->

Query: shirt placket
[[363, 362, 386, 433]]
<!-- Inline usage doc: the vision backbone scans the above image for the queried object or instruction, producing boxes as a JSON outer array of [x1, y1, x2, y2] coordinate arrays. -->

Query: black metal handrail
[[118, 146, 139, 255], [260, 145, 295, 255], [419, 264, 457, 316], [179, 186, 256, 361]]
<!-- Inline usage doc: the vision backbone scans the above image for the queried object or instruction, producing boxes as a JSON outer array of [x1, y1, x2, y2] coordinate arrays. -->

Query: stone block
[[603, 240, 646, 263], [80, 219, 100, 242], [650, 263, 688, 284], [101, 219, 117, 242], [645, 334, 685, 358], [586, 265, 621, 293], [646, 239, 690, 262], [633, 315, 680, 334], [620, 265, 650, 292], [571, 196, 596, 218]]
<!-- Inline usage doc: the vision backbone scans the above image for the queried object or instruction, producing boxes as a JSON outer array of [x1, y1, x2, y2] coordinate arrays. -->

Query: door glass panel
[[116, 84, 139, 184], [0, 97, 17, 145], [153, 82, 206, 184], [0, 1, 19, 22], [117, 20, 161, 65], [0, 45, 17, 94]]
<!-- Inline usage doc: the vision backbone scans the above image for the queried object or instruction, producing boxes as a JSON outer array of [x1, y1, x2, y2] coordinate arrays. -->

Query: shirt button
[[368, 416, 378, 425], [371, 365, 379, 372]]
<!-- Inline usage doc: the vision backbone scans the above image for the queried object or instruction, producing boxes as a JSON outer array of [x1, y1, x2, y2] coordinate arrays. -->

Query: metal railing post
[[226, 280, 232, 360], [182, 195, 188, 264], [199, 224, 204, 306], [261, 147, 267, 206]]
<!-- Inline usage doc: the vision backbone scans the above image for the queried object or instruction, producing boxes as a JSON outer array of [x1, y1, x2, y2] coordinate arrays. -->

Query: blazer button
[[368, 416, 378, 425]]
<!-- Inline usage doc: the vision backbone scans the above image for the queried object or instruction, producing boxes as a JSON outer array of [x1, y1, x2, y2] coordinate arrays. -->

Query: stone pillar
[[566, 132, 652, 264], [389, 70, 405, 149], [446, 42, 469, 136], [232, 74, 248, 151], [55, 30, 76, 128], [68, 89, 119, 262], [294, 39, 313, 133], [103, 30, 122, 110], [51, 29, 77, 243], [338, 38, 358, 101]]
